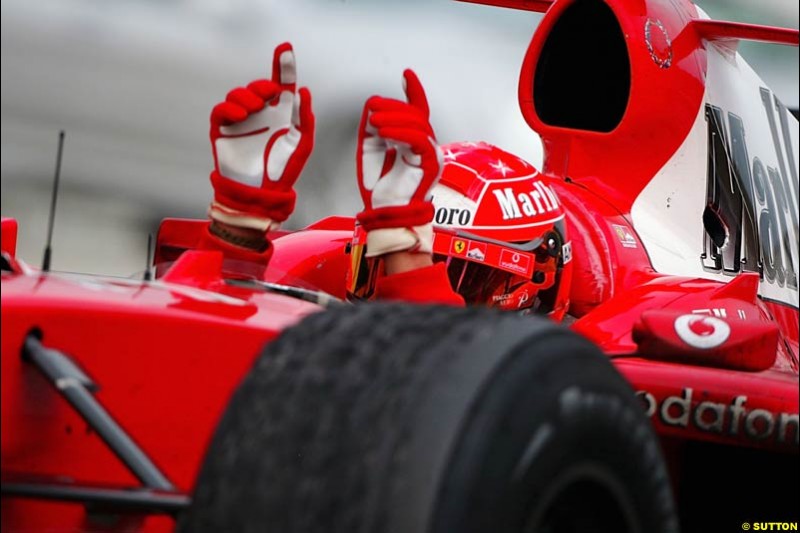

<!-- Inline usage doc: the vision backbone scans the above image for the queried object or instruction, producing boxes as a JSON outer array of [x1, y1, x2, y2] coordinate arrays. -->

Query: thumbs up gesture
[[209, 42, 315, 232], [356, 70, 443, 257]]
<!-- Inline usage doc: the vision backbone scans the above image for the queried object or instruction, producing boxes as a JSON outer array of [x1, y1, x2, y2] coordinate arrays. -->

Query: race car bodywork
[[2, 0, 798, 530]]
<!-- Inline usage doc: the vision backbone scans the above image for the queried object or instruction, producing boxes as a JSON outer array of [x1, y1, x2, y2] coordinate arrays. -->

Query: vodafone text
[[636, 388, 799, 445]]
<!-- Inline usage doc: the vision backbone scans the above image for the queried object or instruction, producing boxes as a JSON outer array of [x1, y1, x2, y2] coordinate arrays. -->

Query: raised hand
[[356, 69, 442, 257], [208, 42, 314, 232]]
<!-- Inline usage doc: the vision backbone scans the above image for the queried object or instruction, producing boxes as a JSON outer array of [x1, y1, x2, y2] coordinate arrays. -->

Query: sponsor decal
[[499, 249, 531, 275], [692, 307, 748, 319], [703, 97, 798, 303], [562, 241, 573, 264], [435, 207, 473, 226], [636, 388, 799, 445], [491, 288, 530, 310], [644, 18, 673, 69], [492, 293, 512, 304], [466, 244, 486, 262], [492, 181, 560, 220], [612, 224, 638, 248], [517, 290, 530, 308], [450, 237, 487, 263], [674, 314, 731, 349]]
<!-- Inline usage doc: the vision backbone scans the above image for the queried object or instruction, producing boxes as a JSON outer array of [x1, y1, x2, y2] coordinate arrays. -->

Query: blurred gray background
[[2, 0, 798, 276]]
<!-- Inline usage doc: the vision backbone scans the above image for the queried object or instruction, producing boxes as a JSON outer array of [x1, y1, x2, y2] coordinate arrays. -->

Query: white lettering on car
[[635, 388, 799, 445]]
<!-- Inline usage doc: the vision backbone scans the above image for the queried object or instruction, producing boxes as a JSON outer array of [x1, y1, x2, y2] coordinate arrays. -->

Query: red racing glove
[[208, 42, 314, 233], [356, 69, 443, 257]]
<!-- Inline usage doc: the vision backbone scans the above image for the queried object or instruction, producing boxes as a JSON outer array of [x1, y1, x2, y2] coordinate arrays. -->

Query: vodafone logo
[[673, 315, 731, 349], [499, 249, 531, 275]]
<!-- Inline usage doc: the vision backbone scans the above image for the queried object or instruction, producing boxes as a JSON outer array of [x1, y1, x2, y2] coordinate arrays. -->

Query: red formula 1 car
[[2, 0, 798, 532]]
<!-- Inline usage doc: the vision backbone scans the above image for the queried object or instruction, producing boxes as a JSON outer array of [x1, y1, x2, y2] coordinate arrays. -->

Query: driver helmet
[[347, 141, 572, 319]]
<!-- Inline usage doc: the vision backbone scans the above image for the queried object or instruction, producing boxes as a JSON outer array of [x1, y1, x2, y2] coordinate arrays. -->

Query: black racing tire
[[181, 303, 678, 533]]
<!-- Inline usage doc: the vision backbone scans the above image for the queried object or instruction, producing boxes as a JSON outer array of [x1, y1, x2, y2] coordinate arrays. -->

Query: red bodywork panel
[[1, 256, 321, 531]]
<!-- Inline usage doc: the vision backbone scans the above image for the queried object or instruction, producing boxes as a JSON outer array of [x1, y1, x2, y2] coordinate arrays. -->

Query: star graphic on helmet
[[490, 159, 512, 177], [443, 148, 463, 161]]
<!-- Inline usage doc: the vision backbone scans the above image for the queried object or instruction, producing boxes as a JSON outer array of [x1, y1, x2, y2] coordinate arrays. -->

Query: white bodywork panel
[[632, 43, 799, 309]]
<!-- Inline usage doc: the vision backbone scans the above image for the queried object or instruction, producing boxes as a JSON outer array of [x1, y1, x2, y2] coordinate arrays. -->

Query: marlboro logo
[[492, 181, 560, 220]]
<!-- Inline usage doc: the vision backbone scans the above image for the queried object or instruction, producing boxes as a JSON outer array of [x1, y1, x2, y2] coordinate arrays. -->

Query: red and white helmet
[[348, 141, 572, 319], [430, 141, 571, 317]]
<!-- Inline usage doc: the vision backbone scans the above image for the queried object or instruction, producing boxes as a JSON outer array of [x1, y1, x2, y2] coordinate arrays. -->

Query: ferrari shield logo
[[453, 239, 466, 254], [612, 224, 638, 249]]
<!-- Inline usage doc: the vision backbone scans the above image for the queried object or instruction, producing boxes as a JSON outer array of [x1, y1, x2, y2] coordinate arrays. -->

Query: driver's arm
[[354, 70, 463, 306]]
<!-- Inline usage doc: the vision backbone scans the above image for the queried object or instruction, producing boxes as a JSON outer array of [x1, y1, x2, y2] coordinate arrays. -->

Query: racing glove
[[356, 69, 443, 257], [208, 42, 315, 236]]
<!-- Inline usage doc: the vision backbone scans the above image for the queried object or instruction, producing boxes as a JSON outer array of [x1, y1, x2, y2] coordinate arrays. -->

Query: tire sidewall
[[421, 332, 675, 533]]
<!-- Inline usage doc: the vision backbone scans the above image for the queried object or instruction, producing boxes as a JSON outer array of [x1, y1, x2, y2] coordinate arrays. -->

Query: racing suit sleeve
[[374, 262, 465, 306]]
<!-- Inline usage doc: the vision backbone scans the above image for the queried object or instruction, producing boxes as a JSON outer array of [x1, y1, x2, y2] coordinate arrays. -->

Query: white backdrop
[[1, 0, 797, 275]]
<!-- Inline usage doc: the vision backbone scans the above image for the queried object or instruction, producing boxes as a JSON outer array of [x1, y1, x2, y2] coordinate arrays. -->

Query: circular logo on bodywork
[[645, 18, 673, 69], [674, 315, 731, 349]]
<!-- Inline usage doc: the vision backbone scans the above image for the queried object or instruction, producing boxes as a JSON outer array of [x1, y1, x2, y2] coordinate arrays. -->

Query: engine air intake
[[533, 0, 630, 133]]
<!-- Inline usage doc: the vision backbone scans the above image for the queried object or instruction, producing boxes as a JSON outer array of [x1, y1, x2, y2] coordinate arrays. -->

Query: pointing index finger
[[272, 42, 297, 88]]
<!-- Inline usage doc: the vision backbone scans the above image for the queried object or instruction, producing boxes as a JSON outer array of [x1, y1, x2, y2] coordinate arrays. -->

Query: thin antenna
[[143, 233, 154, 281], [42, 130, 65, 272]]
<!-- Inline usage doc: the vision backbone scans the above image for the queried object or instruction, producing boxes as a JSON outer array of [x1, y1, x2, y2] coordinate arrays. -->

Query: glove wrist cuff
[[365, 223, 433, 257], [196, 224, 272, 278], [356, 202, 434, 231], [207, 219, 269, 250], [208, 202, 279, 232], [210, 170, 296, 223]]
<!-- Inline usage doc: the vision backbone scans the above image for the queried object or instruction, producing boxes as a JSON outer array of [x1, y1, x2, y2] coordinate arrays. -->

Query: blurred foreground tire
[[182, 303, 678, 533]]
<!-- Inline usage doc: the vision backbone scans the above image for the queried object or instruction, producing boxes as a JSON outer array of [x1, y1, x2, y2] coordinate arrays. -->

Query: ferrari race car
[[2, 0, 798, 532]]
